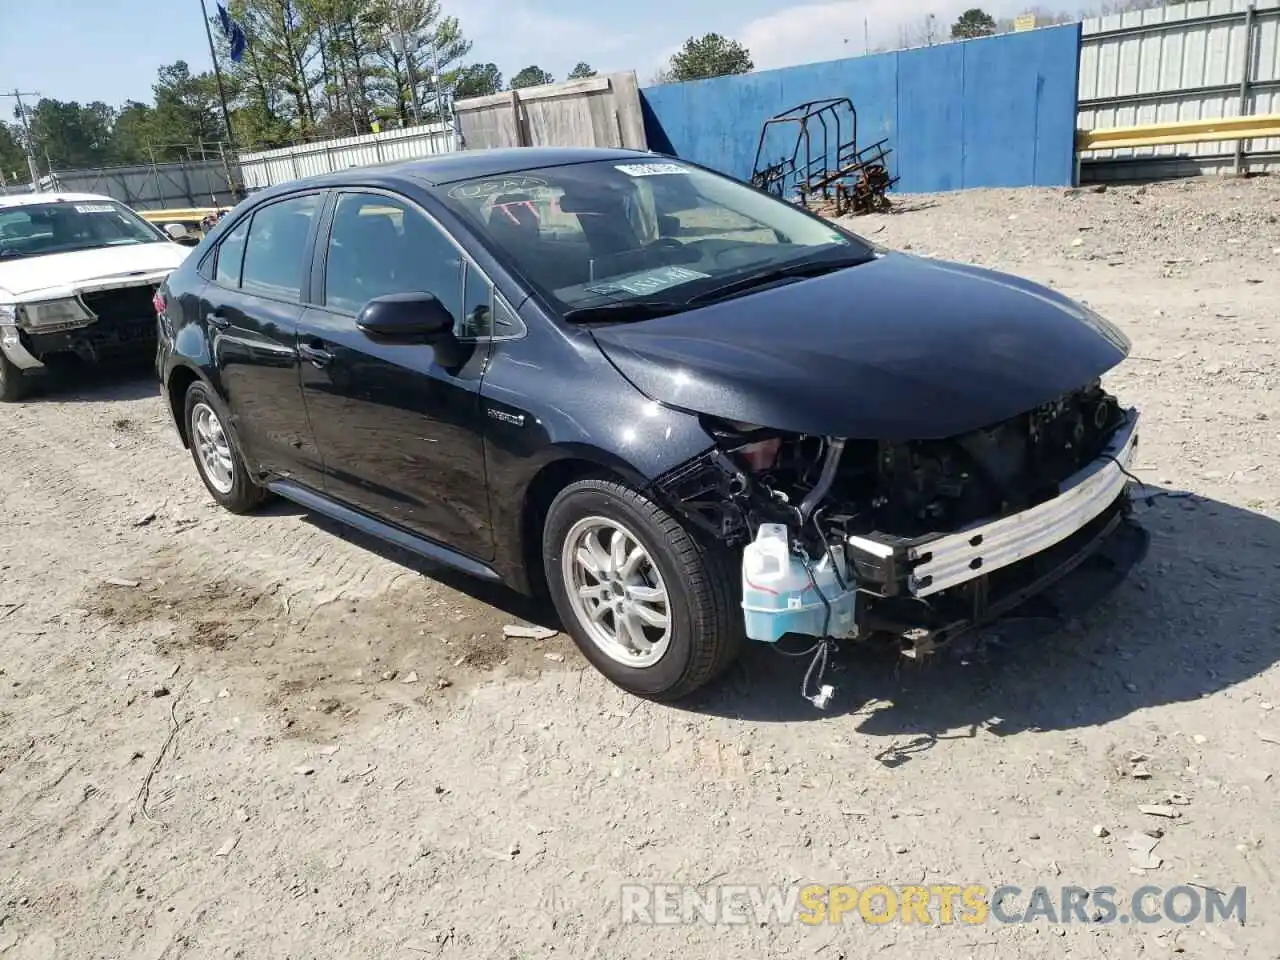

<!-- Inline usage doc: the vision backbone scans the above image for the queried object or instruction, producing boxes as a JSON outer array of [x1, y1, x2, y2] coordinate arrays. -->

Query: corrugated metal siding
[[34, 160, 238, 210], [237, 122, 457, 189], [1079, 0, 1280, 176]]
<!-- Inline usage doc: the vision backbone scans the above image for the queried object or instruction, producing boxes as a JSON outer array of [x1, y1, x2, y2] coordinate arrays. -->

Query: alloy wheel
[[561, 516, 672, 668], [191, 401, 235, 495]]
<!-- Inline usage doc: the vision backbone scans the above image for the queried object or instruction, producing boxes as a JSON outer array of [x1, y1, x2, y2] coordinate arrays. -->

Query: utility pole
[[2, 90, 43, 190], [196, 0, 242, 201], [386, 0, 427, 126], [387, 14, 422, 125], [197, 0, 236, 147], [429, 39, 445, 123], [403, 36, 423, 125]]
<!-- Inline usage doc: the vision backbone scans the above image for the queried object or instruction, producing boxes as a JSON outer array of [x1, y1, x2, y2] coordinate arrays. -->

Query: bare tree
[[897, 15, 936, 49], [878, 0, 1180, 52]]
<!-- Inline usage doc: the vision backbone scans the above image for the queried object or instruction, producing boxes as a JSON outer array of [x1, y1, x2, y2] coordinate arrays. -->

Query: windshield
[[0, 199, 166, 260], [437, 158, 875, 317]]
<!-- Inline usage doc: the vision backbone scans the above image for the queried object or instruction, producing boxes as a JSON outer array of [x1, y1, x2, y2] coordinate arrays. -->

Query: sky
[[0, 0, 1077, 110]]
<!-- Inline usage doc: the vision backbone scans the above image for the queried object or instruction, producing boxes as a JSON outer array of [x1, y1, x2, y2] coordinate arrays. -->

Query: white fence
[[236, 72, 648, 191], [237, 122, 457, 190], [1078, 0, 1280, 178]]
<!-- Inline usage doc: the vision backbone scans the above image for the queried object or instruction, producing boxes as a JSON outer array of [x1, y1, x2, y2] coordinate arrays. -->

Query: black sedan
[[155, 146, 1147, 703]]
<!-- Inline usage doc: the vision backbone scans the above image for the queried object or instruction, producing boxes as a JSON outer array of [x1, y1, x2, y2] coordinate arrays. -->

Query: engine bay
[[654, 379, 1141, 705], [661, 379, 1128, 553]]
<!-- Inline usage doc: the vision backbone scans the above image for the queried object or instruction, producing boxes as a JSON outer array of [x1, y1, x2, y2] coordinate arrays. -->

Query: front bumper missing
[[26, 318, 156, 364], [1, 318, 156, 370], [0, 325, 45, 370], [2, 279, 167, 371], [847, 408, 1141, 599]]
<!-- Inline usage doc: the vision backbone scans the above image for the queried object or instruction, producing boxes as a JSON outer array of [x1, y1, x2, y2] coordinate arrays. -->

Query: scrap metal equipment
[[749, 98, 899, 215]]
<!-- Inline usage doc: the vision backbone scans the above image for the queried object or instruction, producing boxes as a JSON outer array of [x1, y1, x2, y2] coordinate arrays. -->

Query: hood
[[590, 253, 1130, 441], [0, 242, 190, 301]]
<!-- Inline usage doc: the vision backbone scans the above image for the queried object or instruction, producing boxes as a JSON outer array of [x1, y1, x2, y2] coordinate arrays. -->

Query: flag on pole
[[215, 2, 248, 62]]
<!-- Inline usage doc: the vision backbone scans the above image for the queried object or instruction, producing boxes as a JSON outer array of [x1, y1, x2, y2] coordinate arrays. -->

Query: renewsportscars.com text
[[620, 883, 1246, 926]]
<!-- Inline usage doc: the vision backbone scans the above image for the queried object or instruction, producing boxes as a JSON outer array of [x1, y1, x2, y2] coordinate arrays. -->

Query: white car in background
[[0, 192, 194, 401]]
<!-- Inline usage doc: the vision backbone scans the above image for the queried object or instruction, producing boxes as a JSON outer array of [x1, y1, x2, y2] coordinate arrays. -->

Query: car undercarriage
[[1, 282, 166, 402]]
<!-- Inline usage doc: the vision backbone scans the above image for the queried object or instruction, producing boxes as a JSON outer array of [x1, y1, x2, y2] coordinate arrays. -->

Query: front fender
[[480, 336, 717, 591]]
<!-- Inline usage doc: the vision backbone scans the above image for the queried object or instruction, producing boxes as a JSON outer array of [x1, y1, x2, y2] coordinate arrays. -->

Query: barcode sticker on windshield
[[585, 265, 709, 297], [615, 162, 690, 177], [73, 204, 116, 214]]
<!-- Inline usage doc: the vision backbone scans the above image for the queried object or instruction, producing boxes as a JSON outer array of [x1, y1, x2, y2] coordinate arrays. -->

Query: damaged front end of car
[[654, 379, 1149, 664]]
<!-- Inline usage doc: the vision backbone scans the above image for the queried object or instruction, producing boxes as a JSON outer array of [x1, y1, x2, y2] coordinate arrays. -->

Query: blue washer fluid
[[740, 523, 857, 643]]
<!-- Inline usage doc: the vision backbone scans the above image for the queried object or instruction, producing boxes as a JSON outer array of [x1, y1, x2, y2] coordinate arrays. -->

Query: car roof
[[0, 191, 119, 210], [400, 146, 651, 185], [255, 146, 659, 200]]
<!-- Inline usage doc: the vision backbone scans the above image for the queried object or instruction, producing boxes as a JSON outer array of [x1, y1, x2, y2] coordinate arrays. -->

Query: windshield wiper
[[562, 299, 689, 324], [686, 251, 875, 306]]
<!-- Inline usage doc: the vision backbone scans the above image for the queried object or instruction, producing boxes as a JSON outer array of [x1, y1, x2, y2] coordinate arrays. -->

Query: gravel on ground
[[0, 175, 1277, 958]]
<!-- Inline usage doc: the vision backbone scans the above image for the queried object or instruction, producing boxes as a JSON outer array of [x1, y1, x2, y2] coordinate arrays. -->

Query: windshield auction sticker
[[615, 162, 691, 177], [585, 265, 708, 297], [73, 204, 117, 214]]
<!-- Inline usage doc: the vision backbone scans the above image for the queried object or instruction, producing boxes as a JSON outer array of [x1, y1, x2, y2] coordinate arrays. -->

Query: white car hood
[[0, 242, 190, 302]]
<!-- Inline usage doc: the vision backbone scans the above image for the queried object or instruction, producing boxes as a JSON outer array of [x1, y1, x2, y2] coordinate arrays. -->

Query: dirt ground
[[1, 176, 1278, 959]]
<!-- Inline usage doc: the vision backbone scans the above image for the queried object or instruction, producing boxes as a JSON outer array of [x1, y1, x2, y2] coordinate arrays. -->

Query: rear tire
[[543, 478, 742, 701], [183, 380, 267, 513], [0, 350, 31, 402]]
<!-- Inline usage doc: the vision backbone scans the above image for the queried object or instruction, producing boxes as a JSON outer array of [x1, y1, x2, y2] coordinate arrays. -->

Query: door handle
[[298, 342, 334, 367], [205, 310, 230, 329]]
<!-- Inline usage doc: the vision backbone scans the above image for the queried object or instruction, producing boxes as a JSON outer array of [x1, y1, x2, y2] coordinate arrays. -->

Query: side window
[[214, 217, 250, 287], [459, 262, 491, 339], [240, 194, 319, 301], [324, 192, 462, 319]]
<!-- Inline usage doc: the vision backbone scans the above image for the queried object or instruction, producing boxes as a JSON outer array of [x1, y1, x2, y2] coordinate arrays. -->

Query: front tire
[[0, 350, 31, 402], [543, 479, 742, 701], [183, 380, 267, 513]]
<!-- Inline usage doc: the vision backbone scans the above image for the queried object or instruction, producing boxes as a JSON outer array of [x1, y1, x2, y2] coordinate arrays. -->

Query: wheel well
[[519, 458, 617, 598], [166, 366, 200, 447]]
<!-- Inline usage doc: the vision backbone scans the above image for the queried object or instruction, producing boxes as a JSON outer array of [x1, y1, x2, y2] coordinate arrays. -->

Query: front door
[[297, 190, 494, 560], [202, 192, 325, 486]]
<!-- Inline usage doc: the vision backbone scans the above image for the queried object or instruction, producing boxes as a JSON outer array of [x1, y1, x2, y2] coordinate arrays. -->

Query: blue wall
[[639, 24, 1082, 194]]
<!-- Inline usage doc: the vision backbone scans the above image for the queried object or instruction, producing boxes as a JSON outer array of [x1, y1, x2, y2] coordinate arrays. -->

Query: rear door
[[199, 192, 326, 486], [296, 189, 495, 558]]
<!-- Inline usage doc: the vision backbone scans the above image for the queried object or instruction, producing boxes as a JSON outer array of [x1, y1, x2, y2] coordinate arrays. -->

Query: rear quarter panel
[[157, 258, 223, 440]]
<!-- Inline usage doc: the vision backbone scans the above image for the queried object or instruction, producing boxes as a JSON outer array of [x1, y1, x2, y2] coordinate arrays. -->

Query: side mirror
[[164, 222, 189, 240], [356, 292, 455, 344]]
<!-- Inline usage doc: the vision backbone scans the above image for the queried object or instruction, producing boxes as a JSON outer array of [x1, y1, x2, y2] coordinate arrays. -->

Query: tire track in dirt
[[0, 375, 583, 957], [0, 378, 458, 613], [4, 180, 1279, 959], [2, 376, 572, 739]]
